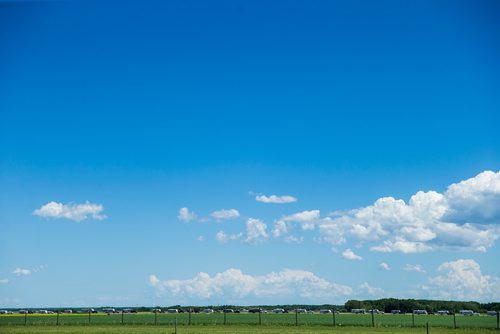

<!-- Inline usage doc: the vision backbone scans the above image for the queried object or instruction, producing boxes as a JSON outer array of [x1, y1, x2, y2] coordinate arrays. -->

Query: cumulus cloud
[[256, 195, 297, 204], [211, 209, 240, 221], [33, 201, 106, 222], [272, 220, 288, 237], [215, 218, 267, 244], [342, 248, 362, 260], [12, 268, 31, 276], [278, 210, 320, 231], [178, 207, 196, 222], [317, 171, 500, 253], [379, 262, 391, 271], [245, 218, 268, 244], [425, 259, 500, 301], [444, 171, 500, 223], [149, 268, 352, 303], [283, 210, 320, 223], [403, 264, 426, 273]]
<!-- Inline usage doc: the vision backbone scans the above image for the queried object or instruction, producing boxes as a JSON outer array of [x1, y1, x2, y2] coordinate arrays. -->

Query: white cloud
[[379, 262, 390, 271], [12, 268, 31, 276], [210, 209, 240, 221], [402, 264, 426, 273], [215, 218, 267, 244], [149, 268, 352, 303], [33, 201, 106, 222], [256, 195, 297, 204], [282, 210, 320, 223], [197, 236, 204, 241], [425, 259, 500, 301], [215, 231, 242, 244], [272, 220, 288, 237], [317, 171, 500, 253], [342, 248, 362, 260], [178, 207, 196, 222], [0, 279, 8, 284], [280, 210, 320, 231], [245, 218, 268, 244], [444, 171, 500, 223], [359, 282, 384, 297]]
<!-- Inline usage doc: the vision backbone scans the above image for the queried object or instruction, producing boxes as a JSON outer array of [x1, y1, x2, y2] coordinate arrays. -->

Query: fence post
[[497, 311, 499, 330], [174, 317, 177, 334], [259, 310, 262, 325], [412, 312, 415, 328], [332, 310, 336, 327], [188, 309, 191, 326], [24, 312, 27, 326], [56, 311, 59, 326], [371, 310, 375, 327], [121, 310, 124, 325], [88, 309, 91, 324], [224, 311, 226, 325], [453, 313, 456, 329], [426, 321, 429, 334], [295, 309, 298, 326], [154, 309, 157, 325]]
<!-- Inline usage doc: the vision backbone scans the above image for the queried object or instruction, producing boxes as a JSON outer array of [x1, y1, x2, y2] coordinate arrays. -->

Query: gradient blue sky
[[1, 0, 499, 308]]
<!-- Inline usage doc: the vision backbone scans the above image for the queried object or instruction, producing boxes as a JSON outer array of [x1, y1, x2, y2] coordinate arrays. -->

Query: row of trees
[[344, 299, 500, 313], [125, 300, 500, 314]]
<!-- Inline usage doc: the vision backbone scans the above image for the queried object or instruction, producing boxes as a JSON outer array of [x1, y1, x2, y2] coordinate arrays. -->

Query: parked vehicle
[[351, 308, 365, 314]]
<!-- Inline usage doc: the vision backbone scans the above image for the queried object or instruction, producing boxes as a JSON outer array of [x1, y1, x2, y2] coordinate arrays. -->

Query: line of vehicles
[[351, 308, 495, 316], [1, 308, 497, 316]]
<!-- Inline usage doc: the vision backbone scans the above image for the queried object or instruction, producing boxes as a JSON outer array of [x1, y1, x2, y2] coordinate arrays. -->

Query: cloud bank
[[149, 268, 352, 303], [317, 171, 500, 253]]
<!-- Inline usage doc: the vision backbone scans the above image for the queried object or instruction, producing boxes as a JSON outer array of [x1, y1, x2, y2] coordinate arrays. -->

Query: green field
[[0, 324, 497, 334], [1, 313, 498, 329]]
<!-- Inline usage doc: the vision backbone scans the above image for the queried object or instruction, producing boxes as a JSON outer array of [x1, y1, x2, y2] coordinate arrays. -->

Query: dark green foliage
[[344, 299, 497, 313]]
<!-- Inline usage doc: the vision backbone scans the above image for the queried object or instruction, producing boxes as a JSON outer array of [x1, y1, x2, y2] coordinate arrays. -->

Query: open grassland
[[0, 324, 497, 334], [0, 313, 498, 329]]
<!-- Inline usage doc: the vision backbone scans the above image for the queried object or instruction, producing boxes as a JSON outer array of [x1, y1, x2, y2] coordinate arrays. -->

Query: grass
[[0, 313, 497, 333], [1, 313, 498, 329], [0, 324, 497, 334]]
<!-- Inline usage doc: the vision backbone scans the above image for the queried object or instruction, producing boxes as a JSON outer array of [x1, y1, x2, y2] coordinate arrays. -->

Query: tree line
[[344, 298, 500, 313]]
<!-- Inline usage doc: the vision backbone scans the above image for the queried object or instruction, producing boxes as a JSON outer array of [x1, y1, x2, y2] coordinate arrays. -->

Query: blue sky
[[1, 0, 499, 307]]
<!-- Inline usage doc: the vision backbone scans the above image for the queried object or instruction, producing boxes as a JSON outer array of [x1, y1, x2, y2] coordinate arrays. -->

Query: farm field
[[0, 324, 497, 334], [0, 313, 498, 329]]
